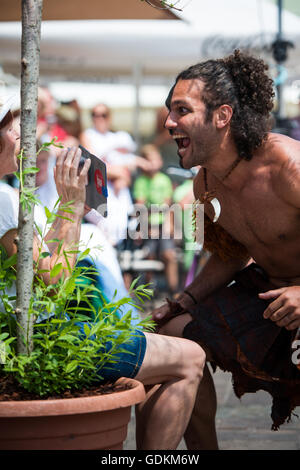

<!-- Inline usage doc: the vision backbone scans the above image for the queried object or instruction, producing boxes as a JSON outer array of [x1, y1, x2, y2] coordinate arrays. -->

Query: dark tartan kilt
[[182, 263, 300, 430]]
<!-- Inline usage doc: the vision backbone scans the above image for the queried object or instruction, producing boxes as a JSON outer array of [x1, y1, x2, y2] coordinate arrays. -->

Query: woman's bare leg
[[159, 313, 218, 450], [134, 326, 205, 450]]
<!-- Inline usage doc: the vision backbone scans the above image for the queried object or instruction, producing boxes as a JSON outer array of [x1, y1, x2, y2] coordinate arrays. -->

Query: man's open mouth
[[172, 133, 191, 152]]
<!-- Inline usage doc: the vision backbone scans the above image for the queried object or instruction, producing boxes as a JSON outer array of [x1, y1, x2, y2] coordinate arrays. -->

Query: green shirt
[[133, 172, 173, 225]]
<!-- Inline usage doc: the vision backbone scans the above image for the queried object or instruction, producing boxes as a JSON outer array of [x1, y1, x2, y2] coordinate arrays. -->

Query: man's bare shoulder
[[267, 133, 300, 208]]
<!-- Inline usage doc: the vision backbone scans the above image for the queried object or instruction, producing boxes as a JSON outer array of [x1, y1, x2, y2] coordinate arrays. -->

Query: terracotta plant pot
[[0, 377, 145, 450]]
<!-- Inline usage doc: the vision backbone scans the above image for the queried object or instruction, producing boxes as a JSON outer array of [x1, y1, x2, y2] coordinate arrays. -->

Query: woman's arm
[[0, 147, 90, 285]]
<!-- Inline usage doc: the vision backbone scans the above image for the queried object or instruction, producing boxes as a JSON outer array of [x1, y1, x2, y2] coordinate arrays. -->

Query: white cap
[[0, 95, 17, 124]]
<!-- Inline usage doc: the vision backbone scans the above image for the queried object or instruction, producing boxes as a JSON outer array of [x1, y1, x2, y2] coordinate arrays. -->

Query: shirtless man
[[151, 50, 300, 448]]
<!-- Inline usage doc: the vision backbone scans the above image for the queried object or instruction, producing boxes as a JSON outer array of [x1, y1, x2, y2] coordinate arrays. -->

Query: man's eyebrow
[[169, 99, 189, 108]]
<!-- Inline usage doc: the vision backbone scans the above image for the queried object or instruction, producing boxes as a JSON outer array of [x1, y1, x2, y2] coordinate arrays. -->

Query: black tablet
[[79, 145, 108, 217]]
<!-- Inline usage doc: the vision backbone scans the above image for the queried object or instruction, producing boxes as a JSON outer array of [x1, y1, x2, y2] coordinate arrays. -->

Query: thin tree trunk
[[16, 0, 43, 355]]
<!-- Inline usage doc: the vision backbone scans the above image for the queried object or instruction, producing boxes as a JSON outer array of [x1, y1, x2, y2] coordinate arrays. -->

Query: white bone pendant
[[210, 197, 221, 223]]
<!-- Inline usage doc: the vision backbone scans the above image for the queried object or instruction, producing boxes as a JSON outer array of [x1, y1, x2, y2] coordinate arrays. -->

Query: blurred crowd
[[4, 86, 300, 299], [4, 86, 198, 298]]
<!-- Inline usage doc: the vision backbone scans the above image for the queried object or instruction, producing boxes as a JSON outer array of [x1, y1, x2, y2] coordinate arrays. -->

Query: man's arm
[[152, 252, 249, 323]]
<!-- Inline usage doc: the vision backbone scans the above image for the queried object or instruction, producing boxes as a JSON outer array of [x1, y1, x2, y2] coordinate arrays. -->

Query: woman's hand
[[53, 147, 91, 213]]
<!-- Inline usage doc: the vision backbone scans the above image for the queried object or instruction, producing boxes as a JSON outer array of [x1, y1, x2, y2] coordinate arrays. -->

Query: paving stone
[[124, 368, 300, 450]]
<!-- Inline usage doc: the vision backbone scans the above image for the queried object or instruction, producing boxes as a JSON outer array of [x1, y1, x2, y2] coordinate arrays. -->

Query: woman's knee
[[183, 341, 206, 383], [136, 332, 204, 385], [193, 343, 206, 373]]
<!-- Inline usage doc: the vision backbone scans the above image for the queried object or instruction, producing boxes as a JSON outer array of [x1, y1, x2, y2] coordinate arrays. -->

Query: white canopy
[[2, 0, 300, 120], [1, 0, 300, 81]]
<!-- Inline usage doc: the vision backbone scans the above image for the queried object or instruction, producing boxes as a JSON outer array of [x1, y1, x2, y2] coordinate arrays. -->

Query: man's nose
[[164, 112, 177, 130]]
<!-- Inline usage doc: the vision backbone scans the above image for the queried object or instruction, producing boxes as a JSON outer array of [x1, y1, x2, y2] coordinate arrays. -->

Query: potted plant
[[0, 184, 154, 449], [0, 138, 155, 449]]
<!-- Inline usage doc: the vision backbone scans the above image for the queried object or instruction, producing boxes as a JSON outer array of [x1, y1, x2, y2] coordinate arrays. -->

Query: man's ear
[[213, 105, 233, 129]]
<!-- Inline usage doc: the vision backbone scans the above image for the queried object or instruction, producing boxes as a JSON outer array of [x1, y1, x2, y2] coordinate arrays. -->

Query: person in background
[[80, 103, 151, 248], [55, 101, 82, 147], [133, 144, 179, 295], [152, 106, 179, 174], [36, 87, 63, 142], [172, 176, 196, 275], [80, 102, 150, 176]]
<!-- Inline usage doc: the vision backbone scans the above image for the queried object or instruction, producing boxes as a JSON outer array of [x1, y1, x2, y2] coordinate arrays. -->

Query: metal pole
[[132, 63, 142, 149], [276, 0, 284, 119], [278, 0, 282, 36]]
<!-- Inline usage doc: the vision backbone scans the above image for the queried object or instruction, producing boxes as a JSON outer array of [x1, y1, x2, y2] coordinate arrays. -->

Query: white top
[[97, 181, 133, 246], [83, 128, 137, 166], [0, 182, 19, 239], [0, 183, 19, 315], [0, 182, 50, 318]]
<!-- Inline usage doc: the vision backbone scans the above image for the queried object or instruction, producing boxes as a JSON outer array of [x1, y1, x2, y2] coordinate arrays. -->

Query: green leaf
[[3, 254, 17, 269], [50, 263, 63, 278], [22, 167, 39, 175], [53, 196, 62, 209], [34, 222, 43, 238], [129, 276, 140, 291], [59, 334, 78, 343], [76, 287, 81, 304], [39, 252, 51, 259], [44, 206, 52, 219], [83, 324, 90, 337], [63, 251, 72, 273], [64, 278, 76, 295], [46, 238, 60, 244]]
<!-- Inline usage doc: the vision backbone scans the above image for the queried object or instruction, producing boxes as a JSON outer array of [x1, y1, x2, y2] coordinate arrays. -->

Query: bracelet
[[183, 289, 197, 305]]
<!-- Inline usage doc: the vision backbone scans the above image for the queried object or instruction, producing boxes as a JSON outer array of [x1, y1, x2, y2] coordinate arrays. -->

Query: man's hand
[[151, 302, 170, 323], [151, 291, 197, 330], [259, 286, 300, 330]]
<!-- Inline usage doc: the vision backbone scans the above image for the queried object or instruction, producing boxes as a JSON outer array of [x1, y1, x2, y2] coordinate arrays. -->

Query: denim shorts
[[75, 318, 147, 383], [95, 329, 147, 383]]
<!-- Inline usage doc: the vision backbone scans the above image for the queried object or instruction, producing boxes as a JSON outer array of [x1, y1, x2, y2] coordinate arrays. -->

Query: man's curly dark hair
[[166, 50, 275, 160]]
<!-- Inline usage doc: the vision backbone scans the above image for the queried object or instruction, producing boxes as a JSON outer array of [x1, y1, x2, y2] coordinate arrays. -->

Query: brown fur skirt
[[180, 263, 300, 430]]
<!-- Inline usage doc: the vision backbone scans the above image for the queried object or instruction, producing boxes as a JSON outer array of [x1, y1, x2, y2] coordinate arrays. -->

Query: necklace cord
[[202, 156, 242, 202]]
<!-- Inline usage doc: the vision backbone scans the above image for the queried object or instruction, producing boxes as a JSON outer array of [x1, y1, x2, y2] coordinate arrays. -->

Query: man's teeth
[[172, 135, 190, 149], [172, 134, 187, 140]]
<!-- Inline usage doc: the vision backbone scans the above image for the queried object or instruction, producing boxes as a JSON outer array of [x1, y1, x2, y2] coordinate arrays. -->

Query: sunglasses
[[92, 112, 109, 119]]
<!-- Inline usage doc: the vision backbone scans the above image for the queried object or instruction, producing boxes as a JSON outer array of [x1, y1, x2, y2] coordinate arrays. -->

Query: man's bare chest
[[203, 181, 299, 249]]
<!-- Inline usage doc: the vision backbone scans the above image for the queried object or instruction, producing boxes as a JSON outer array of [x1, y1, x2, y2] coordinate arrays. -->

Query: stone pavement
[[124, 367, 300, 450]]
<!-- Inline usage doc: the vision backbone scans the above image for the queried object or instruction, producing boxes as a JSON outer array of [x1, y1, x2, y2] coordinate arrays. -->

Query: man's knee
[[158, 313, 193, 338], [184, 364, 219, 450]]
